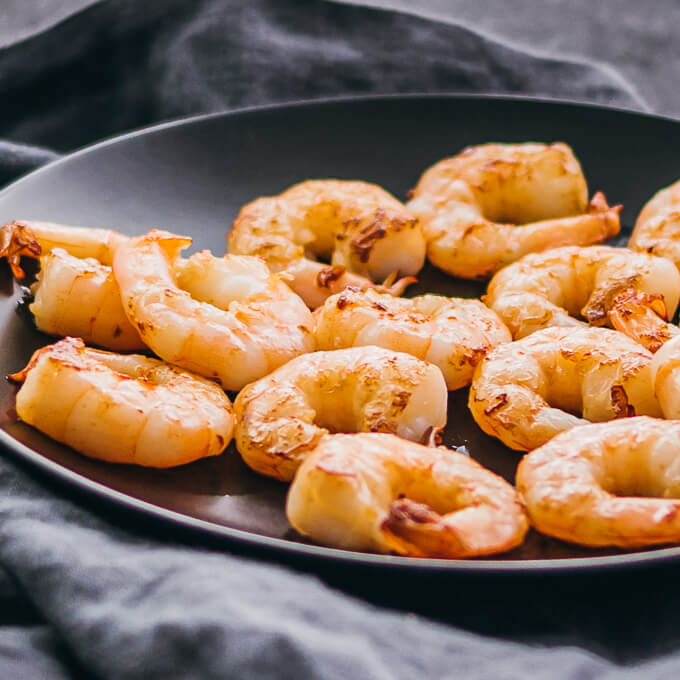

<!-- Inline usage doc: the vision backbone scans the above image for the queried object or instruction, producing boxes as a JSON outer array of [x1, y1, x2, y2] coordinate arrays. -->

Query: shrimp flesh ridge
[[9, 337, 235, 467], [287, 432, 529, 558], [629, 179, 680, 269], [233, 346, 448, 482], [407, 143, 621, 280], [313, 286, 511, 390], [227, 180, 426, 308], [113, 230, 315, 391], [650, 334, 680, 419], [468, 326, 661, 451], [517, 417, 680, 548], [0, 220, 144, 350], [485, 245, 680, 341]]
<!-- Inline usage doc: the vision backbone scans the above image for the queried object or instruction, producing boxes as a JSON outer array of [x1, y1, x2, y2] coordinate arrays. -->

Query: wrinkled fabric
[[0, 1, 677, 678]]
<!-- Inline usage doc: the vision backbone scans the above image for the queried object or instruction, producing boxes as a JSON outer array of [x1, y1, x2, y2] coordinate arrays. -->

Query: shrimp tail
[[608, 289, 678, 353], [0, 221, 42, 279], [377, 271, 417, 297], [381, 498, 463, 558]]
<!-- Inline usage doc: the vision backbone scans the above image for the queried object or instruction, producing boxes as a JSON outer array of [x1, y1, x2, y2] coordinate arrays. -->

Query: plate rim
[[3, 92, 680, 575]]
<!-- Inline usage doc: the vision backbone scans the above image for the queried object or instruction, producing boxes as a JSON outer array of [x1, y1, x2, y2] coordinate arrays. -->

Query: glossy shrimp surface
[[0, 221, 143, 350], [113, 230, 315, 391], [228, 180, 426, 308], [517, 417, 680, 548], [468, 326, 661, 451], [234, 346, 448, 481], [407, 143, 621, 279], [629, 179, 680, 269], [650, 334, 680, 419], [485, 245, 680, 340], [287, 433, 528, 558], [10, 337, 235, 467], [314, 287, 510, 390]]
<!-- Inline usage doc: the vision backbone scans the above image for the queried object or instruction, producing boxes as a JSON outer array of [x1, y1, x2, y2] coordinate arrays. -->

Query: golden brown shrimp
[[287, 433, 528, 558], [0, 221, 144, 350], [650, 334, 680, 419], [9, 337, 235, 467], [485, 245, 680, 340], [517, 417, 680, 548], [113, 230, 315, 391], [227, 180, 426, 308], [468, 326, 661, 451], [629, 179, 680, 268], [407, 143, 621, 279], [233, 346, 448, 481], [313, 287, 510, 390]]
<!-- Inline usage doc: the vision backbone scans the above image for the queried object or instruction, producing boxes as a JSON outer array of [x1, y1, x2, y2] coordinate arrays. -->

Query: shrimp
[[485, 245, 680, 340], [0, 220, 144, 350], [629, 179, 680, 269], [516, 417, 680, 548], [407, 143, 621, 279], [233, 346, 448, 481], [313, 287, 511, 390], [227, 180, 426, 308], [468, 326, 661, 451], [9, 337, 235, 467], [113, 230, 315, 391], [286, 433, 528, 558], [650, 334, 680, 419]]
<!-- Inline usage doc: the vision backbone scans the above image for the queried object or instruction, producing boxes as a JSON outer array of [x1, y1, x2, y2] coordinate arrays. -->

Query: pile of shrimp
[[6, 143, 680, 558]]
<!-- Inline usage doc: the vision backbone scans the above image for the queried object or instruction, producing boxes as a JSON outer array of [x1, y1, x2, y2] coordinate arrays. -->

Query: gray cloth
[[1, 1, 678, 678]]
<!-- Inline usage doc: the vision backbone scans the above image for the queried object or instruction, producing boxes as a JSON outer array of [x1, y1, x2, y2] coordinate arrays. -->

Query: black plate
[[2, 94, 680, 575]]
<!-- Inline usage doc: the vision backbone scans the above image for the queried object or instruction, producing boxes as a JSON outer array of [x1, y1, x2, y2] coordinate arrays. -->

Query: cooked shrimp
[[29, 248, 144, 350], [0, 219, 127, 278], [228, 180, 426, 308], [468, 326, 661, 451], [650, 334, 680, 419], [485, 245, 680, 340], [9, 337, 235, 467], [233, 346, 448, 481], [0, 220, 144, 350], [629, 179, 680, 269], [517, 417, 680, 548], [113, 230, 315, 391], [407, 143, 621, 279], [313, 287, 510, 390], [287, 432, 528, 558]]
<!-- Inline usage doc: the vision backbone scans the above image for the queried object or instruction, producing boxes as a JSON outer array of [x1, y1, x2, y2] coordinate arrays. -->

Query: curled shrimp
[[407, 143, 621, 279], [9, 337, 235, 467], [629, 179, 680, 268], [650, 334, 680, 419], [485, 245, 680, 340], [287, 433, 529, 558], [468, 326, 661, 451], [113, 230, 315, 391], [517, 417, 680, 548], [227, 180, 426, 308], [0, 220, 144, 350], [233, 346, 448, 481], [313, 286, 510, 390]]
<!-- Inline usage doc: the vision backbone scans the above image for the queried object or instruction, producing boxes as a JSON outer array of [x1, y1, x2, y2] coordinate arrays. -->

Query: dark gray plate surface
[[2, 95, 680, 574]]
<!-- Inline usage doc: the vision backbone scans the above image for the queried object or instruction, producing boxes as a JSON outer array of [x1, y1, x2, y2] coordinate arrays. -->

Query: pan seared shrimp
[[468, 326, 661, 451], [228, 180, 426, 308], [407, 143, 621, 279], [9, 337, 235, 467], [287, 433, 528, 558], [233, 346, 447, 481], [313, 287, 510, 390], [629, 179, 680, 268], [517, 417, 680, 548], [0, 221, 144, 350], [113, 230, 315, 391], [485, 246, 680, 340], [650, 335, 680, 419], [0, 219, 127, 278]]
